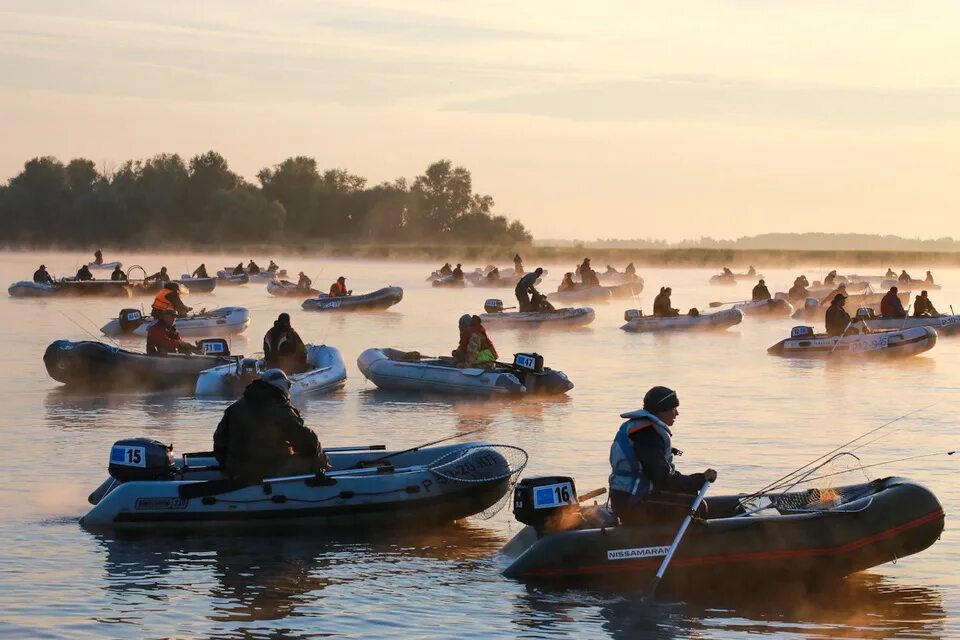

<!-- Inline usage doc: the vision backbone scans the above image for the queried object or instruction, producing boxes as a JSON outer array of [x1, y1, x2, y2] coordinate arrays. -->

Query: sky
[[0, 0, 958, 241]]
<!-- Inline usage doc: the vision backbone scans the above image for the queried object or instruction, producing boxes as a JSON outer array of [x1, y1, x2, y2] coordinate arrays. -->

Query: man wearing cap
[[880, 286, 906, 319], [213, 369, 328, 483], [825, 293, 854, 337], [151, 281, 192, 318], [328, 276, 351, 297], [33, 264, 53, 285], [608, 386, 717, 525], [110, 265, 127, 281], [751, 279, 771, 301], [652, 287, 679, 317], [146, 310, 199, 355], [264, 313, 308, 374]]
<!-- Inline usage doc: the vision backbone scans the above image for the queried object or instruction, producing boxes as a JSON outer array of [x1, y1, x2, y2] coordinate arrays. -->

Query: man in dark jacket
[[192, 264, 208, 279], [751, 279, 771, 301], [825, 293, 853, 337], [110, 265, 127, 281], [33, 265, 53, 284], [914, 291, 939, 317], [515, 267, 544, 311], [263, 313, 308, 374], [75, 265, 94, 281], [880, 287, 906, 319], [213, 369, 328, 483], [608, 386, 717, 525], [653, 287, 679, 317], [144, 266, 170, 283]]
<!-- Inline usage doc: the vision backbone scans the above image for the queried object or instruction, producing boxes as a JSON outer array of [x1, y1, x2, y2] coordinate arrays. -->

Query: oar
[[325, 445, 387, 453], [709, 300, 749, 308], [829, 321, 853, 355], [642, 480, 713, 601], [352, 427, 487, 469]]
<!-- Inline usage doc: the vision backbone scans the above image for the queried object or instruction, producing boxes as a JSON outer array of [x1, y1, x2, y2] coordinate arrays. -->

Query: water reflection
[[45, 388, 189, 426]]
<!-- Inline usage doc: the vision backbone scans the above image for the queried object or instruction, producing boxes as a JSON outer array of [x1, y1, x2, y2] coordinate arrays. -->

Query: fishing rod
[[743, 404, 935, 501], [77, 310, 120, 348], [772, 451, 956, 489], [62, 312, 114, 347], [353, 427, 488, 468]]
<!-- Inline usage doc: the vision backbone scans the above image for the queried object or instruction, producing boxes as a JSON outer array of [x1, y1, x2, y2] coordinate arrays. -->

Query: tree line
[[0, 152, 532, 248]]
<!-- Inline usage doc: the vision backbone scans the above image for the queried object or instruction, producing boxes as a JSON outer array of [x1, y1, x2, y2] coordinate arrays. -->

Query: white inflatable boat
[[733, 298, 794, 317], [195, 344, 347, 397], [8, 281, 56, 297], [552, 286, 612, 303], [479, 299, 595, 329], [768, 325, 937, 358], [100, 307, 250, 338], [621, 307, 744, 333]]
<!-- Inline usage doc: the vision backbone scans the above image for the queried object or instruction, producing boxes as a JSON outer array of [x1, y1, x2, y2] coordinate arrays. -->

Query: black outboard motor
[[790, 326, 815, 339], [108, 438, 175, 481], [624, 309, 642, 321], [197, 338, 230, 356], [484, 298, 504, 313], [512, 352, 544, 374], [514, 475, 581, 536], [856, 307, 877, 321], [118, 309, 143, 333]]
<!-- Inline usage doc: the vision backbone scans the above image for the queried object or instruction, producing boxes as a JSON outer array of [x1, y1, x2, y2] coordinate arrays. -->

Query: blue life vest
[[608, 409, 674, 497]]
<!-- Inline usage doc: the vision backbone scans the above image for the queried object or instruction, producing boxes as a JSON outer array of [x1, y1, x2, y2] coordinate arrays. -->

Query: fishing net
[[741, 453, 872, 516], [427, 444, 529, 520]]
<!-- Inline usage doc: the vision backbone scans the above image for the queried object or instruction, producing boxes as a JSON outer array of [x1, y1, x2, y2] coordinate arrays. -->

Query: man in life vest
[[192, 264, 208, 279], [144, 266, 170, 283], [452, 314, 498, 368], [914, 291, 939, 317], [33, 265, 53, 285], [93, 249, 103, 265], [297, 272, 312, 290], [898, 270, 912, 284], [75, 265, 94, 281], [751, 279, 771, 301], [515, 267, 544, 312], [110, 265, 127, 281], [151, 282, 192, 318], [825, 293, 855, 337], [513, 253, 524, 275], [247, 260, 261, 275], [263, 312, 308, 374], [608, 386, 717, 525], [146, 310, 199, 355], [213, 368, 329, 484], [328, 276, 350, 297], [653, 287, 679, 317], [880, 286, 907, 319]]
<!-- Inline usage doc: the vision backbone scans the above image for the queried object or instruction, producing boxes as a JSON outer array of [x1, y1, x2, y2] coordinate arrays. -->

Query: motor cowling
[[118, 308, 143, 332], [791, 326, 815, 338], [514, 476, 582, 535], [624, 309, 642, 321], [108, 438, 175, 481], [512, 352, 544, 374], [198, 338, 229, 356], [484, 298, 504, 313]]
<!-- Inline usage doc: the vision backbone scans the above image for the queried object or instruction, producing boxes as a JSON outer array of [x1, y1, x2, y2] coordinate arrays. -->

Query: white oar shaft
[[645, 480, 713, 597]]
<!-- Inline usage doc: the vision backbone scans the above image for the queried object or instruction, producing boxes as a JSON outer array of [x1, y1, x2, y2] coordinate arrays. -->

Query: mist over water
[[0, 250, 957, 638]]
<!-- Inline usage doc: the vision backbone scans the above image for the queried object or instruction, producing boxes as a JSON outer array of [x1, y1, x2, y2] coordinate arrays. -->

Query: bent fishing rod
[[764, 451, 956, 491]]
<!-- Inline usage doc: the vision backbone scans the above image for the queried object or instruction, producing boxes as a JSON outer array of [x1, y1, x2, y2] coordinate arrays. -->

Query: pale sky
[[1, 1, 959, 241]]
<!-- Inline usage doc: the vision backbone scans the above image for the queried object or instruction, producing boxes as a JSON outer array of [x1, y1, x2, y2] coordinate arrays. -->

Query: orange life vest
[[329, 282, 347, 297], [152, 289, 176, 312]]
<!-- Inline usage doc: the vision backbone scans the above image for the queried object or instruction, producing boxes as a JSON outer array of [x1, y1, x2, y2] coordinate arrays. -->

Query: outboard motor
[[512, 352, 544, 374], [624, 309, 642, 321], [198, 338, 230, 356], [108, 438, 175, 482], [791, 326, 815, 339], [118, 308, 143, 333], [804, 298, 818, 310], [856, 307, 877, 320], [240, 357, 259, 374], [513, 475, 581, 535], [484, 298, 504, 313], [774, 292, 788, 301]]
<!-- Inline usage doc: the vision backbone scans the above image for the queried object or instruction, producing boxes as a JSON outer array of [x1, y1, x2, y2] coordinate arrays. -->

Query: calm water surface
[[0, 251, 956, 639]]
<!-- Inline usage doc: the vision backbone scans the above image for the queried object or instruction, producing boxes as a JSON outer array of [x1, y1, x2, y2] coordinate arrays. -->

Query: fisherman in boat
[[213, 368, 329, 484], [824, 270, 838, 286], [33, 264, 53, 285], [452, 314, 498, 369], [75, 265, 94, 281], [608, 386, 718, 525], [151, 282, 192, 319], [653, 287, 680, 317], [559, 272, 577, 292], [820, 282, 848, 306], [146, 310, 200, 355], [486, 267, 500, 282], [246, 260, 261, 275], [531, 291, 555, 312], [268, 260, 279, 273], [263, 312, 308, 374], [93, 249, 103, 265], [328, 276, 350, 297], [439, 262, 453, 276], [914, 291, 939, 318], [747, 265, 756, 276], [880, 286, 907, 319], [825, 293, 856, 337], [787, 276, 809, 301], [232, 263, 245, 276], [297, 272, 312, 290], [625, 262, 637, 278], [898, 270, 912, 284], [886, 268, 897, 278], [751, 279, 771, 301], [192, 264, 208, 279], [110, 265, 127, 281], [925, 271, 935, 285], [144, 266, 170, 283], [513, 253, 524, 275], [452, 264, 464, 281], [515, 267, 544, 312], [579, 259, 600, 288]]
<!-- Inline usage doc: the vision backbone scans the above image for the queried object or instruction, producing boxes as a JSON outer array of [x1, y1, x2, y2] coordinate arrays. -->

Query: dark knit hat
[[644, 386, 679, 412]]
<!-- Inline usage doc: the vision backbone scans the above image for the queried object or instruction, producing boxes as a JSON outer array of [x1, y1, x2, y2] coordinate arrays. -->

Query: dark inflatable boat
[[502, 476, 944, 591], [301, 286, 403, 311], [43, 339, 238, 389]]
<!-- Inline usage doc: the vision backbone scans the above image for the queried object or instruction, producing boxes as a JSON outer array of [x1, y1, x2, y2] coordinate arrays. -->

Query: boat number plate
[[848, 334, 889, 352], [110, 445, 146, 468], [320, 301, 342, 309], [126, 311, 140, 321], [532, 482, 575, 509], [514, 354, 537, 370], [940, 316, 958, 327]]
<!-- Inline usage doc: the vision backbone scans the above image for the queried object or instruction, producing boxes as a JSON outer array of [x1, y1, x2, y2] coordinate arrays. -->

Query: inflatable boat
[[216, 272, 249, 286], [882, 278, 940, 291], [8, 281, 56, 297], [733, 298, 794, 317], [479, 300, 595, 329], [302, 287, 403, 311], [81, 439, 527, 530], [598, 270, 642, 285], [792, 291, 911, 321], [196, 345, 346, 397], [853, 313, 960, 336], [501, 475, 943, 591], [43, 339, 238, 389], [621, 308, 744, 333], [710, 272, 763, 286], [767, 325, 937, 358], [100, 307, 250, 338], [605, 281, 644, 298], [357, 349, 574, 396], [552, 286, 613, 303], [175, 276, 216, 293], [88, 261, 122, 271], [266, 280, 319, 297], [432, 276, 466, 288]]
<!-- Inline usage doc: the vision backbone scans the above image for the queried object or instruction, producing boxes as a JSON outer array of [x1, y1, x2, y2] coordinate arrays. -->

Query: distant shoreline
[[4, 243, 957, 268]]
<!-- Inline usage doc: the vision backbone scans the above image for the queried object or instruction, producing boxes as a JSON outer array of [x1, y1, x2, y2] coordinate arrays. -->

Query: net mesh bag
[[427, 444, 529, 519]]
